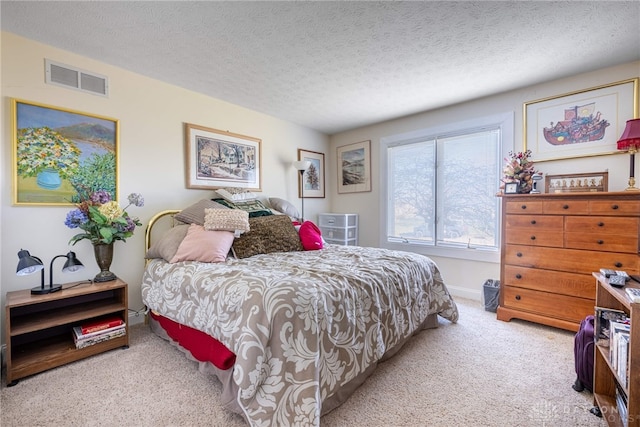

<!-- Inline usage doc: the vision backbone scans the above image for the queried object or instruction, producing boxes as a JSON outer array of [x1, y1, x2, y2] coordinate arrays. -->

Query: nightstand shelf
[[5, 279, 129, 386], [592, 273, 639, 426]]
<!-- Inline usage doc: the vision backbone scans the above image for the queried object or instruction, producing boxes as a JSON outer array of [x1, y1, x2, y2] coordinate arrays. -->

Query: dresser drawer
[[504, 244, 639, 274], [318, 213, 357, 228], [501, 286, 594, 323], [543, 200, 589, 215], [565, 216, 639, 234], [564, 232, 638, 253], [505, 215, 563, 230], [590, 200, 640, 215], [505, 200, 542, 214], [505, 230, 563, 247], [502, 265, 595, 298]]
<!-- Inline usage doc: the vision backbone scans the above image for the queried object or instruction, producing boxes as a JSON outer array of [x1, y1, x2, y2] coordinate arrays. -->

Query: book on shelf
[[616, 383, 629, 427], [625, 287, 640, 303], [595, 306, 629, 346], [73, 325, 126, 349], [73, 322, 125, 341], [609, 321, 630, 383], [79, 316, 124, 335]]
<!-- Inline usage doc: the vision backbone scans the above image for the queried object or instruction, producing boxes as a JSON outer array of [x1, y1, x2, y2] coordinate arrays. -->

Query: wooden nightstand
[[5, 278, 129, 386]]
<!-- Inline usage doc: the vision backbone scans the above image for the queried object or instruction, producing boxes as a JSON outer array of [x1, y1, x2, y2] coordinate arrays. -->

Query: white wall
[[0, 32, 330, 337], [329, 61, 640, 300]]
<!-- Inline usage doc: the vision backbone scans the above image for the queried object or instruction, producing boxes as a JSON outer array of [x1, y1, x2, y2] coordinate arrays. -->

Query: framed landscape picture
[[185, 123, 262, 191], [12, 98, 118, 206], [523, 78, 638, 162], [297, 149, 325, 198], [337, 140, 371, 194]]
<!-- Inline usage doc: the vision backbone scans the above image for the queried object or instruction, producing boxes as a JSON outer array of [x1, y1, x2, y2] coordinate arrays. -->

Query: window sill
[[381, 240, 500, 263]]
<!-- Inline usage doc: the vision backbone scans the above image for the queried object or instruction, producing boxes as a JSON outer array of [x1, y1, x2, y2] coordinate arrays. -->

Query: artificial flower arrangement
[[502, 150, 538, 194], [65, 189, 144, 245], [16, 127, 81, 179]]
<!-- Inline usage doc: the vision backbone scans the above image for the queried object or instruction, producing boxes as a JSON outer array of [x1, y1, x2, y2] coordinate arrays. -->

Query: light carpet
[[1, 298, 605, 426]]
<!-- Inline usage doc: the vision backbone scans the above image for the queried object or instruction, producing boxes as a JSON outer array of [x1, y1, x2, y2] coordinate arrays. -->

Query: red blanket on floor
[[150, 311, 236, 370]]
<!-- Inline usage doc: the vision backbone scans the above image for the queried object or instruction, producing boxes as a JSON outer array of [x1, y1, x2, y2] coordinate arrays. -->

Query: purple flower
[[64, 209, 89, 229], [90, 190, 111, 204], [127, 193, 144, 207], [116, 216, 137, 233]]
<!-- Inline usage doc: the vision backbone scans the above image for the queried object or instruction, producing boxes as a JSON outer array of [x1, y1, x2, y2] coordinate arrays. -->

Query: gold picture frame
[[185, 123, 262, 191], [524, 78, 638, 162], [12, 98, 119, 206], [545, 172, 608, 193], [298, 149, 325, 198]]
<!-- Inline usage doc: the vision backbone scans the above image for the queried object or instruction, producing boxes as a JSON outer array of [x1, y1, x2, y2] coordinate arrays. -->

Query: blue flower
[[64, 209, 88, 229], [90, 190, 111, 204]]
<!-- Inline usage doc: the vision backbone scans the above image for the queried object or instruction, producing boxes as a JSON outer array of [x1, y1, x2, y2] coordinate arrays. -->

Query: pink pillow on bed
[[299, 221, 323, 251], [170, 224, 234, 263]]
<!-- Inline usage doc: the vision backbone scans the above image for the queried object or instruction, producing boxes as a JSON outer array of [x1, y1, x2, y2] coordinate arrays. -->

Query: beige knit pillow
[[204, 208, 250, 234]]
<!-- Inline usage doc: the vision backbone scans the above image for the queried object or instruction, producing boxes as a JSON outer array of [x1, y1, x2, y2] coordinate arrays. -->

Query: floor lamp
[[293, 160, 311, 221]]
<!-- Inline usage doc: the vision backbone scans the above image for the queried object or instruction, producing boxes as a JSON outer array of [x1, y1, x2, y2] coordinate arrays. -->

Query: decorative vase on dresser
[[498, 191, 640, 332]]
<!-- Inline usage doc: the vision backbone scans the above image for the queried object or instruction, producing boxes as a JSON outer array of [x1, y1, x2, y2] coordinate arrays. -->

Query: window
[[380, 113, 513, 262]]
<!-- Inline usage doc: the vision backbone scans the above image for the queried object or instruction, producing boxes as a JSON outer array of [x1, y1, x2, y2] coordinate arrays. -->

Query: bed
[[141, 200, 459, 426]]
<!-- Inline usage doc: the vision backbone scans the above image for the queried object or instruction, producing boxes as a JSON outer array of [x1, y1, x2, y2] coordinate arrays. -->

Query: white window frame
[[379, 112, 514, 263]]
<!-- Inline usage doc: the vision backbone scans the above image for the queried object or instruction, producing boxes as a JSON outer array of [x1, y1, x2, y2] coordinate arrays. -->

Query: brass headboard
[[144, 209, 181, 253]]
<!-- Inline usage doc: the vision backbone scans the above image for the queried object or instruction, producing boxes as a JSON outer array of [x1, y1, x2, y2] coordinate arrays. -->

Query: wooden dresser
[[498, 192, 640, 331]]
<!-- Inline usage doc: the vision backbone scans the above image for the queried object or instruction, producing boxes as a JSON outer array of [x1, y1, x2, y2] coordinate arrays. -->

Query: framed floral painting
[[185, 123, 262, 191], [12, 99, 119, 206]]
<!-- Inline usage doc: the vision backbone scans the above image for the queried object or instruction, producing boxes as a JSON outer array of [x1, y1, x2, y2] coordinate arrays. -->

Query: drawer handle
[[516, 252, 523, 257], [597, 240, 604, 245], [515, 274, 522, 279], [598, 222, 604, 227], [615, 262, 622, 268], [515, 295, 521, 301], [520, 205, 527, 210], [530, 220, 536, 225], [530, 236, 536, 240], [562, 204, 569, 210], [612, 204, 619, 210]]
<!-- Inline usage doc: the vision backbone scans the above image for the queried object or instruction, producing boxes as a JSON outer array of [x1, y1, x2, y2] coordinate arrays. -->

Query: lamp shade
[[617, 118, 640, 151], [62, 251, 84, 273], [16, 249, 44, 276], [293, 160, 311, 171]]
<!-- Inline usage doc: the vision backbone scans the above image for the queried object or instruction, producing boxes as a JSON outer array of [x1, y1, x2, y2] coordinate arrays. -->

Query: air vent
[[45, 59, 109, 97]]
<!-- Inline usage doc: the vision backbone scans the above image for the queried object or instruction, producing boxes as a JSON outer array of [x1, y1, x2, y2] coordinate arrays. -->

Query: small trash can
[[482, 279, 500, 313]]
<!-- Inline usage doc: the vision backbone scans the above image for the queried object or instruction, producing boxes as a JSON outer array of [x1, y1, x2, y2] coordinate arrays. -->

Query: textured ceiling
[[2, 1, 640, 135]]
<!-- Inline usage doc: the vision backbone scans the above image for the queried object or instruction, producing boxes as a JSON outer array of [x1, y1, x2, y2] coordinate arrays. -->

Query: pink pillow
[[170, 224, 234, 263], [299, 221, 323, 251]]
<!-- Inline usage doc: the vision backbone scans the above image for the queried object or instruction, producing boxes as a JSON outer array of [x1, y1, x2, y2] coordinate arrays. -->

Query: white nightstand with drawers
[[318, 213, 358, 246]]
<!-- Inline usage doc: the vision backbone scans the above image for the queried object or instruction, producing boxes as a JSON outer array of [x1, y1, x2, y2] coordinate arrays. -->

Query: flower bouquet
[[501, 150, 538, 194], [65, 189, 144, 245]]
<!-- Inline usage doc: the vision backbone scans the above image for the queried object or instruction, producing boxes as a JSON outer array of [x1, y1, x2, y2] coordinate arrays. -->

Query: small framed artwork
[[504, 182, 519, 194], [185, 123, 261, 191], [337, 140, 371, 194], [545, 172, 608, 193], [524, 78, 638, 162], [12, 98, 119, 206], [298, 149, 325, 198]]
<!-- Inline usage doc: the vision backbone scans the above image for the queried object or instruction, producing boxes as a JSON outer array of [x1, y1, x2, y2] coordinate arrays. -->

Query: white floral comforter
[[141, 245, 458, 426]]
